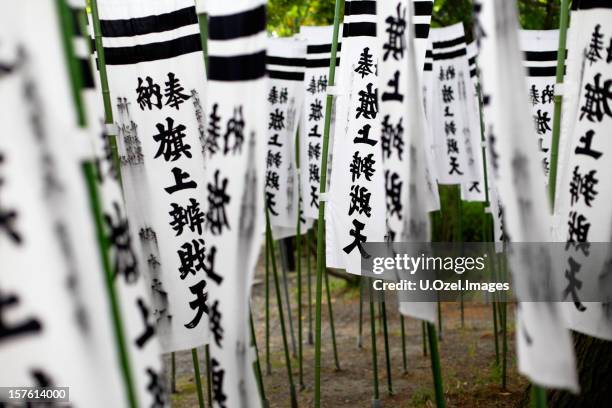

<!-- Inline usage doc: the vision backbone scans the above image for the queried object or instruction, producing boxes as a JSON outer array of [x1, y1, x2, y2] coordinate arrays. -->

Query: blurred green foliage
[[267, 0, 341, 36]]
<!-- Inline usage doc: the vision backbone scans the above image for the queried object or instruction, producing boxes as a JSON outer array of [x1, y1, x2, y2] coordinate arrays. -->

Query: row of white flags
[[3, 0, 612, 404]]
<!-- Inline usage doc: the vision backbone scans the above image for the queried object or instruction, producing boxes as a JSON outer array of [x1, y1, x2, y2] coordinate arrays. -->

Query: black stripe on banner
[[344, 1, 376, 15], [209, 5, 266, 40], [468, 56, 476, 65], [104, 33, 202, 65], [307, 43, 342, 54], [470, 68, 477, 78], [526, 66, 565, 77], [523, 50, 558, 62], [575, 0, 612, 10], [414, 1, 434, 15], [342, 22, 376, 38], [268, 70, 305, 81], [209, 51, 266, 81], [432, 36, 466, 49], [100, 6, 197, 38], [423, 62, 432, 71], [80, 58, 95, 89], [306, 58, 341, 68], [266, 56, 305, 67], [432, 47, 467, 60], [414, 24, 431, 39], [425, 49, 433, 57]]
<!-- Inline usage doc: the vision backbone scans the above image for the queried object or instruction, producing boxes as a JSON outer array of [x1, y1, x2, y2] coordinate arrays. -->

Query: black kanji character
[[308, 142, 321, 160], [575, 129, 602, 159], [446, 66, 455, 80], [449, 156, 463, 175], [307, 76, 317, 94], [444, 121, 456, 136], [444, 106, 454, 117], [224, 106, 245, 154], [266, 151, 282, 168], [169, 198, 205, 236], [569, 166, 599, 207], [441, 85, 454, 103], [563, 257, 587, 311], [534, 109, 551, 134], [153, 117, 192, 162], [447, 138, 459, 154], [468, 181, 481, 193], [134, 297, 155, 348], [381, 115, 404, 160], [185, 280, 209, 329], [203, 246, 223, 285], [146, 367, 168, 408], [349, 151, 375, 182], [348, 185, 372, 217], [309, 163, 320, 183], [265, 170, 280, 190], [568, 211, 590, 242], [206, 170, 231, 235], [136, 76, 162, 110], [308, 124, 322, 138], [317, 76, 328, 93], [586, 24, 604, 65], [356, 83, 378, 119], [266, 191, 279, 216], [178, 238, 206, 279], [383, 3, 406, 61], [206, 103, 221, 156], [268, 134, 282, 147], [354, 47, 374, 78], [164, 72, 190, 110], [580, 73, 612, 122], [269, 108, 285, 131], [104, 201, 138, 284], [0, 154, 21, 244], [385, 170, 403, 219], [268, 86, 279, 104], [0, 288, 41, 343], [354, 123, 377, 146], [211, 358, 228, 408], [529, 85, 540, 105], [342, 219, 370, 258], [310, 185, 319, 208], [209, 300, 224, 347], [541, 85, 554, 104], [382, 70, 404, 102], [279, 87, 289, 104], [165, 167, 198, 194], [309, 99, 323, 121]]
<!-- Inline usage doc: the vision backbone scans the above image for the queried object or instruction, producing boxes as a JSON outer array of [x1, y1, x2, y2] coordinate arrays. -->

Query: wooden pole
[[313, 0, 343, 404]]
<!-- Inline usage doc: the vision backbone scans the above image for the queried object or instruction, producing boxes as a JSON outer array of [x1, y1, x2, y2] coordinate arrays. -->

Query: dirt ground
[[167, 257, 527, 407]]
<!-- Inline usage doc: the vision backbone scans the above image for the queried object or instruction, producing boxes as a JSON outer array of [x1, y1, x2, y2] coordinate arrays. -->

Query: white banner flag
[[205, 0, 267, 405], [98, 0, 210, 352], [475, 0, 578, 392], [326, 0, 386, 276], [266, 37, 312, 240]]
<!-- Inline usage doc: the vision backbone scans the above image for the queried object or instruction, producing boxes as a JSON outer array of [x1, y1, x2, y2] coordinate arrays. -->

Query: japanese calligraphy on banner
[[266, 37, 311, 240], [556, 2, 612, 342], [84, 7, 167, 406], [429, 24, 471, 185], [300, 25, 341, 220], [98, 0, 209, 352], [519, 29, 560, 179], [0, 2, 125, 406], [460, 41, 486, 202], [205, 0, 267, 405], [476, 0, 578, 392], [326, 0, 386, 275]]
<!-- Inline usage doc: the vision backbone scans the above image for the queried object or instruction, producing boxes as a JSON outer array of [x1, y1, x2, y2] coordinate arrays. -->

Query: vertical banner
[[476, 0, 578, 392], [0, 2, 125, 406], [460, 41, 486, 202], [326, 0, 386, 276], [519, 29, 560, 179], [205, 0, 267, 406], [300, 25, 341, 220], [266, 37, 310, 240], [429, 24, 471, 186], [556, 2, 612, 341], [412, 0, 434, 74], [97, 0, 210, 352]]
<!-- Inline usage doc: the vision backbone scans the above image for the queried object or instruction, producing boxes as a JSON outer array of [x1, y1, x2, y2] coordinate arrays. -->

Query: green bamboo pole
[[250, 310, 270, 408], [501, 256, 508, 390], [400, 316, 407, 374], [265, 232, 271, 375], [313, 0, 343, 404], [358, 286, 364, 348], [65, 2, 137, 407], [279, 242, 298, 357], [427, 323, 446, 408], [324, 269, 341, 370], [368, 281, 380, 407], [381, 296, 393, 395], [191, 349, 205, 408], [205, 345, 213, 407], [422, 322, 428, 356], [171, 352, 177, 393], [456, 188, 464, 328], [295, 128, 305, 389], [307, 229, 314, 345], [266, 211, 298, 408]]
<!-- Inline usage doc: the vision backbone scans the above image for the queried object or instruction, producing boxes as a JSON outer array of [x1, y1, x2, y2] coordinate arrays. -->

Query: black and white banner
[[327, 0, 386, 275]]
